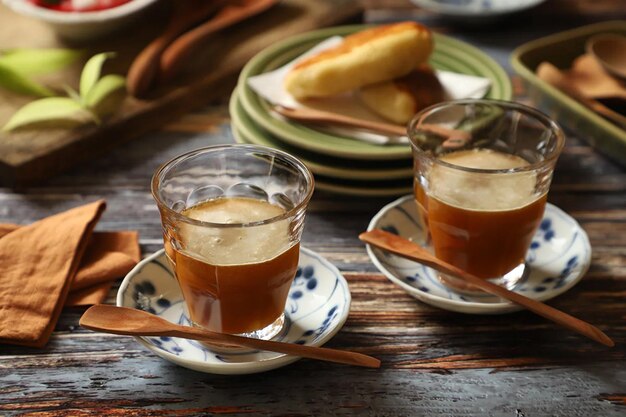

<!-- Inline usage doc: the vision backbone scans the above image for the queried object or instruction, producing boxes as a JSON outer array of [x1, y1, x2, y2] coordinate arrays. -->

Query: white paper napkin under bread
[[247, 36, 492, 145]]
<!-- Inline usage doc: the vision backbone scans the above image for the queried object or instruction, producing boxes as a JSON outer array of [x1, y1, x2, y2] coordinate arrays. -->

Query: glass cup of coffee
[[408, 99, 565, 292], [151, 144, 314, 341]]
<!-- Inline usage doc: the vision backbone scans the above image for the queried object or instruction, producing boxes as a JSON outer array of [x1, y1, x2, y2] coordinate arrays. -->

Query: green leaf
[[3, 97, 95, 131], [62, 84, 81, 102], [85, 74, 126, 110], [0, 48, 82, 76], [0, 62, 55, 97], [80, 52, 115, 99]]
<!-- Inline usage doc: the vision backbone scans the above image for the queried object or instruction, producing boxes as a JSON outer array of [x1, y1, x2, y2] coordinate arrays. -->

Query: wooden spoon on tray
[[127, 0, 226, 97], [565, 54, 626, 100], [359, 229, 614, 347], [159, 0, 279, 82], [80, 305, 381, 368], [536, 61, 626, 128], [586, 34, 626, 81], [128, 0, 278, 98]]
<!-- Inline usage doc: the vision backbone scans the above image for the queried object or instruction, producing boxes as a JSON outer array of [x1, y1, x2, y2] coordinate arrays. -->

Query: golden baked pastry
[[358, 66, 445, 124], [284, 22, 433, 100]]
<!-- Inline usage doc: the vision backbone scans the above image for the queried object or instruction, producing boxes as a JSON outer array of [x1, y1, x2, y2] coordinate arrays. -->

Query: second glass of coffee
[[408, 100, 565, 292], [152, 145, 314, 341]]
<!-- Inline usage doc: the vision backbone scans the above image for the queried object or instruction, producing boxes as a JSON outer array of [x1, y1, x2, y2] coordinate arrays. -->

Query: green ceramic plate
[[511, 20, 626, 167], [233, 125, 413, 197], [230, 88, 413, 181], [231, 89, 412, 196], [238, 25, 512, 160]]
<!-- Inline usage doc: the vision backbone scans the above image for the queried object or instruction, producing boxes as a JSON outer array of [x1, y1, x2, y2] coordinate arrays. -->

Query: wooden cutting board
[[0, 0, 363, 186]]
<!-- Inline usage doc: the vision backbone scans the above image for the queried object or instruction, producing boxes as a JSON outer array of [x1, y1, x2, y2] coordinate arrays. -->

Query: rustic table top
[[1, 1, 625, 416]]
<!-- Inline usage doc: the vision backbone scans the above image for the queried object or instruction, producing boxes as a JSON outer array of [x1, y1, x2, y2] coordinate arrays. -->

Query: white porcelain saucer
[[366, 195, 592, 314], [117, 247, 351, 374]]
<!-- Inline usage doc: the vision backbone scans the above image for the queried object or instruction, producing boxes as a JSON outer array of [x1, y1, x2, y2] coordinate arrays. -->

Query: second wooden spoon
[[359, 229, 614, 347], [537, 61, 626, 128], [80, 304, 381, 368], [586, 33, 626, 81]]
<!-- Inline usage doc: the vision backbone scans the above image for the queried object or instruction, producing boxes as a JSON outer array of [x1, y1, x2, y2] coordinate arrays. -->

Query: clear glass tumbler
[[152, 144, 314, 340], [408, 99, 565, 292]]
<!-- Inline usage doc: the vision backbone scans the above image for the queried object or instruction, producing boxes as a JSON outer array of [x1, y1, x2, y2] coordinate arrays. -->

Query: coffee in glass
[[152, 145, 314, 340], [409, 100, 564, 291]]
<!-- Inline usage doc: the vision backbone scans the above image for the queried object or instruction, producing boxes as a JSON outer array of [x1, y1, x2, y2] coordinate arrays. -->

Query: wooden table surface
[[1, 1, 625, 416]]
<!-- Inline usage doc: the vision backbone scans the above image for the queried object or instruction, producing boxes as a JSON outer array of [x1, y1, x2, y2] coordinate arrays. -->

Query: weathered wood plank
[[1, 5, 626, 415]]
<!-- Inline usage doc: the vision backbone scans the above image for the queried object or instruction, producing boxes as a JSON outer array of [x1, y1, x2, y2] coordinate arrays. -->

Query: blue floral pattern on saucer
[[365, 195, 592, 314], [117, 247, 351, 375]]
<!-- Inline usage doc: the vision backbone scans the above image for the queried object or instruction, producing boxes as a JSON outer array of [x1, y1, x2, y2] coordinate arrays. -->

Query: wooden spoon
[[159, 0, 279, 82], [274, 105, 408, 137], [274, 106, 472, 147], [359, 229, 614, 348], [566, 54, 626, 100], [127, 0, 225, 98], [586, 34, 626, 81], [536, 61, 626, 128], [80, 305, 381, 368]]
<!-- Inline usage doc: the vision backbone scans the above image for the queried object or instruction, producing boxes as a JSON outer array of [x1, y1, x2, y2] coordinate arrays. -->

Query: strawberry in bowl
[[28, 0, 134, 12], [3, 0, 160, 41]]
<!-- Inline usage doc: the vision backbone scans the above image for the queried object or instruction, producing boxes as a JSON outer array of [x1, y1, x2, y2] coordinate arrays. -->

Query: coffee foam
[[180, 197, 292, 265], [429, 149, 539, 211]]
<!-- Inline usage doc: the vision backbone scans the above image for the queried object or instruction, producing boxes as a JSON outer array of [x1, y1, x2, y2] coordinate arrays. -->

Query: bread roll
[[284, 22, 433, 100], [358, 66, 444, 124]]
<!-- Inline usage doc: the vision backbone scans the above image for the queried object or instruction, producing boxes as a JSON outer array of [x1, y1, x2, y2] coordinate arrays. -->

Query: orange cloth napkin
[[0, 200, 141, 347]]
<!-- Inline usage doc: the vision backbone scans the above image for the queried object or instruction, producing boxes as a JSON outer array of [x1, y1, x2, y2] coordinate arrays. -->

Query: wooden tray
[[0, 0, 363, 186]]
